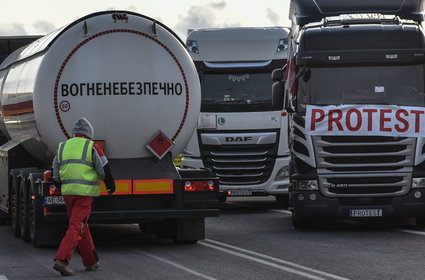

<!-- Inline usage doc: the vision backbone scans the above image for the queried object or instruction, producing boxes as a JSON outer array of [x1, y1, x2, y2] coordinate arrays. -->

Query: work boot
[[85, 261, 101, 271], [53, 260, 74, 276]]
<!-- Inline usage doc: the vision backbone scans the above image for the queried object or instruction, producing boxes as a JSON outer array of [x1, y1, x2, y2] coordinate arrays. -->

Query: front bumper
[[291, 189, 425, 219], [183, 156, 291, 196]]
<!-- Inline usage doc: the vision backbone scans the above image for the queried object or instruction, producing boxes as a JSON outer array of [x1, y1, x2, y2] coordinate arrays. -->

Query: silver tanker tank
[[0, 11, 200, 163]]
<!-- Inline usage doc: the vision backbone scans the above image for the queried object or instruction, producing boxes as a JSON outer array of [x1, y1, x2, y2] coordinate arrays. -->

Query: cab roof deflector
[[289, 0, 425, 26]]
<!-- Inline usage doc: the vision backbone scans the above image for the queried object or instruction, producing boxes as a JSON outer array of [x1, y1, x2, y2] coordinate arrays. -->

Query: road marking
[[0, 275, 8, 280], [143, 252, 218, 280], [393, 228, 425, 236], [271, 209, 292, 215], [201, 239, 350, 280]]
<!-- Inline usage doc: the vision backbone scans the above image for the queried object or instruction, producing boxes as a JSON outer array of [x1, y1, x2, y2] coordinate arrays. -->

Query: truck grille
[[314, 136, 415, 197], [201, 144, 277, 186]]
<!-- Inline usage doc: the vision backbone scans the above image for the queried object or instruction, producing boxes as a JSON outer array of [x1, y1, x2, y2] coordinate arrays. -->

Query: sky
[[1, 0, 291, 41]]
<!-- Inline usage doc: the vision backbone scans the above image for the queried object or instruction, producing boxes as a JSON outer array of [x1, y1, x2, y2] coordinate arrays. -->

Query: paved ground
[[0, 197, 424, 279]]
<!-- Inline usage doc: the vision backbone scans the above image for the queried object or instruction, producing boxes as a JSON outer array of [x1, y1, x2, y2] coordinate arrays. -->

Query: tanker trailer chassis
[[1, 141, 219, 247]]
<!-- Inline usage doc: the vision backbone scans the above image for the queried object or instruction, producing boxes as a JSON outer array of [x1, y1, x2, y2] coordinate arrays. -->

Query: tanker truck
[[0, 11, 219, 246]]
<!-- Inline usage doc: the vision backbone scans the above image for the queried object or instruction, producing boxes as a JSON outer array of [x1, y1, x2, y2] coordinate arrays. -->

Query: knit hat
[[72, 118, 94, 139]]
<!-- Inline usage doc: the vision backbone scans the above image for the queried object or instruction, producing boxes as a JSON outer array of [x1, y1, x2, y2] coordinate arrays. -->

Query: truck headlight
[[412, 178, 425, 188], [276, 38, 288, 52], [292, 180, 318, 191], [186, 40, 199, 54], [274, 166, 289, 181]]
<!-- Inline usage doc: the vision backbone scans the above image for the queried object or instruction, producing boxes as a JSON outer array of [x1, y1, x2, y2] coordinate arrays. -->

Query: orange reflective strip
[[133, 179, 173, 194], [100, 180, 132, 195], [3, 108, 33, 116]]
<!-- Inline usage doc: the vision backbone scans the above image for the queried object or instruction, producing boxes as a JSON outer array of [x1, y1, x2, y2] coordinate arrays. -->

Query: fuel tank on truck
[[0, 11, 200, 164]]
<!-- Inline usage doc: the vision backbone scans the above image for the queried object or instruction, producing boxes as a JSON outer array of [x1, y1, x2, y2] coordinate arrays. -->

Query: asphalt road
[[1, 197, 425, 280]]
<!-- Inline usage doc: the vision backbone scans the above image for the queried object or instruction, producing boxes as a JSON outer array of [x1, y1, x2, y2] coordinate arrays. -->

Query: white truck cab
[[182, 27, 291, 204]]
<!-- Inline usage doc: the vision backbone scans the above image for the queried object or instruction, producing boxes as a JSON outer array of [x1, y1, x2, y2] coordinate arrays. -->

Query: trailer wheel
[[292, 211, 312, 229], [138, 222, 158, 236], [171, 218, 204, 244], [10, 171, 21, 237], [275, 194, 289, 209], [415, 217, 425, 227], [173, 238, 198, 244], [18, 177, 30, 242], [28, 180, 42, 246], [28, 175, 63, 247]]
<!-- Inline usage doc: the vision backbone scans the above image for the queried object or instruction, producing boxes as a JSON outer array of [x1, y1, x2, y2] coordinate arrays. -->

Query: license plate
[[228, 189, 253, 196], [44, 196, 65, 205], [349, 209, 383, 217]]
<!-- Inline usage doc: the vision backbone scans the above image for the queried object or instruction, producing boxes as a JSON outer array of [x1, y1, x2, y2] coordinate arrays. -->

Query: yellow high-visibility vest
[[58, 137, 100, 196]]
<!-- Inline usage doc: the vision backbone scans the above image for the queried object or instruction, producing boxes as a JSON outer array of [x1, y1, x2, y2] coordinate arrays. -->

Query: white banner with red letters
[[305, 104, 425, 137]]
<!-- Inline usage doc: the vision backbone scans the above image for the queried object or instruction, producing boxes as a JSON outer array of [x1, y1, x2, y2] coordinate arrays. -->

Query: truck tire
[[17, 169, 39, 242], [149, 218, 203, 244], [171, 218, 204, 244], [275, 194, 289, 209], [173, 238, 198, 244], [138, 222, 159, 236], [416, 217, 425, 227], [292, 211, 312, 229], [28, 176, 43, 246], [10, 170, 21, 237], [218, 192, 227, 203], [18, 177, 30, 242], [28, 172, 63, 247]]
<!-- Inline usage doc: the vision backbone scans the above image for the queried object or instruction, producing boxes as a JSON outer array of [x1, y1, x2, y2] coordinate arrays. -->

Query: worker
[[52, 118, 115, 276]]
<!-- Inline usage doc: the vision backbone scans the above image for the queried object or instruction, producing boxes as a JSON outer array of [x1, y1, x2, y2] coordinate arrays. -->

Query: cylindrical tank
[[0, 11, 200, 163]]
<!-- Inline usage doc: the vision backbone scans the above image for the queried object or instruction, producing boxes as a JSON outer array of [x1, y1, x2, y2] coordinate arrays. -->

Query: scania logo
[[225, 136, 253, 142]]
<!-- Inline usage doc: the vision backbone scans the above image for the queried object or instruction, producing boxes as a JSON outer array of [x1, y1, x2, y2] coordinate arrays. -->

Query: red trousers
[[55, 195, 98, 266]]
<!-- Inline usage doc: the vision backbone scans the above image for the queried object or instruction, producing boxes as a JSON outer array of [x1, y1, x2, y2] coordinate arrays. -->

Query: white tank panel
[[0, 12, 200, 161]]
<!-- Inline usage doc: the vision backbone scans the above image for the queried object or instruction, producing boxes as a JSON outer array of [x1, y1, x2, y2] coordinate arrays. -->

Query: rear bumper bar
[[45, 208, 219, 223]]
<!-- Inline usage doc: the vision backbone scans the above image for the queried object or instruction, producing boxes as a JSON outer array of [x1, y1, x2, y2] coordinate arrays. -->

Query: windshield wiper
[[202, 99, 218, 104]]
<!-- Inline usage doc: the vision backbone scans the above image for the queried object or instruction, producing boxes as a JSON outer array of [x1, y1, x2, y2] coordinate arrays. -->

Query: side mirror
[[272, 81, 284, 110], [271, 68, 285, 82]]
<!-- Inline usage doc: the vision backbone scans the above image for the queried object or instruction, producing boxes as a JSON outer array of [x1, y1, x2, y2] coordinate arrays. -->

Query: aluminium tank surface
[[0, 11, 201, 164]]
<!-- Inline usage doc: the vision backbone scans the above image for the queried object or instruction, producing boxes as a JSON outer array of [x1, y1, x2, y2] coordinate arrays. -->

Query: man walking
[[52, 118, 115, 276]]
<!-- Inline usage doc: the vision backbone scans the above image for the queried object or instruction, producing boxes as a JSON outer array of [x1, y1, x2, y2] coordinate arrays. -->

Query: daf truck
[[0, 11, 219, 246], [183, 27, 291, 205], [272, 0, 425, 228]]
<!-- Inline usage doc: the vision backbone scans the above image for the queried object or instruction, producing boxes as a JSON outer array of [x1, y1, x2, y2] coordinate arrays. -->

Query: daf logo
[[225, 136, 253, 142]]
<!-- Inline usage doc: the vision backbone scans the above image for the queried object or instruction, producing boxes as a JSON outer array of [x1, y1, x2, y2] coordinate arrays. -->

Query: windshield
[[201, 73, 275, 112], [297, 65, 425, 112]]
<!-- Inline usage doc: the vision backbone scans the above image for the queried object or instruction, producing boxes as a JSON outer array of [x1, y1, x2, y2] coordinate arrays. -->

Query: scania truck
[[272, 0, 425, 227], [182, 27, 291, 205], [0, 11, 219, 246]]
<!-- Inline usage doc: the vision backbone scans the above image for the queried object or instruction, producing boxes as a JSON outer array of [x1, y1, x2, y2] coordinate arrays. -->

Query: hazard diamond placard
[[145, 130, 175, 160]]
